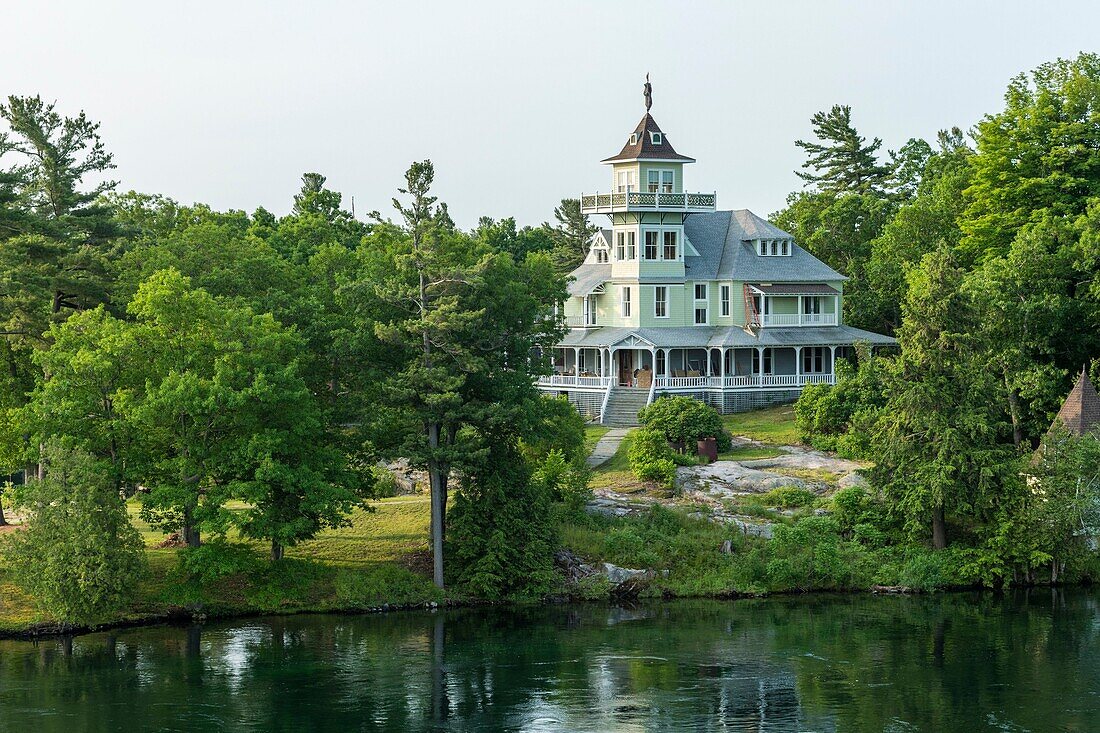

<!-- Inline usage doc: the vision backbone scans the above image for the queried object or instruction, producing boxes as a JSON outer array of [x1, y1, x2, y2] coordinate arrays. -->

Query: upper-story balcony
[[580, 190, 717, 215]]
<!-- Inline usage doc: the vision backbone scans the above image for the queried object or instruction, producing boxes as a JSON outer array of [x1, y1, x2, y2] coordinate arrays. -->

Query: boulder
[[837, 472, 870, 490]]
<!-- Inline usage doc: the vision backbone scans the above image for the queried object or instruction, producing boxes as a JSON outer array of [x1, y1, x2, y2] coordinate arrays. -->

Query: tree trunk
[[428, 441, 445, 589], [271, 539, 284, 562], [932, 503, 947, 550], [1050, 559, 1059, 586], [0, 494, 6, 526], [182, 505, 201, 548], [1004, 371, 1024, 449]]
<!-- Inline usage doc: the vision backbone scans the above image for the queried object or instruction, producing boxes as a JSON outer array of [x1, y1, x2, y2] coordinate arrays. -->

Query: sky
[[4, 1, 1100, 230]]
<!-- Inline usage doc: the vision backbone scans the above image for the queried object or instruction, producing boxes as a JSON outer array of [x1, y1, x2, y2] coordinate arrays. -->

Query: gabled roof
[[1051, 368, 1100, 436], [683, 210, 846, 283], [602, 114, 695, 164], [566, 263, 611, 297]]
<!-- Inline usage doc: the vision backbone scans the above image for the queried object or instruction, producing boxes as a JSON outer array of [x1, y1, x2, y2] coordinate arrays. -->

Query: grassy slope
[[0, 496, 441, 634], [721, 404, 800, 446]]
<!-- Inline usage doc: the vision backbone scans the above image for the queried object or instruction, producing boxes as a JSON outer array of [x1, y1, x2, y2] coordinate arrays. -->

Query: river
[[2, 590, 1098, 732]]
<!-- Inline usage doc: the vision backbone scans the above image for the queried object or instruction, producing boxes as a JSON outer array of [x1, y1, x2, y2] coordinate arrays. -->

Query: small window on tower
[[781, 240, 790, 256], [650, 131, 663, 144], [629, 133, 639, 145]]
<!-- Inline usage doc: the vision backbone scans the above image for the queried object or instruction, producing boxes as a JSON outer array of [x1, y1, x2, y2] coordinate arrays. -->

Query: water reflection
[[1, 590, 1098, 732]]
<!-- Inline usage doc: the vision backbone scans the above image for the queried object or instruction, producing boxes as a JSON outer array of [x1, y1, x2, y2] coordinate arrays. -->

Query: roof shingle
[[602, 114, 695, 163]]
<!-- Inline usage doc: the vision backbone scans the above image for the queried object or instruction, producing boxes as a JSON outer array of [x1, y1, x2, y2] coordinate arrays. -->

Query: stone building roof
[[1051, 368, 1100, 436]]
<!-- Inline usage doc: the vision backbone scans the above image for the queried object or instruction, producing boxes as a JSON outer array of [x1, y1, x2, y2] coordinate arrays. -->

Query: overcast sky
[[6, 1, 1100, 229]]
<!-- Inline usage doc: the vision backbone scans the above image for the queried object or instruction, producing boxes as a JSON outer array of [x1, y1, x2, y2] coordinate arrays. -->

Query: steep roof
[[1051, 368, 1100, 436], [602, 114, 695, 163], [683, 210, 847, 283]]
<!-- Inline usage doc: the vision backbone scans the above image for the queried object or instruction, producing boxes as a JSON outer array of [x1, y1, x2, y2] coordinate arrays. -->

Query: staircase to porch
[[601, 387, 650, 427]]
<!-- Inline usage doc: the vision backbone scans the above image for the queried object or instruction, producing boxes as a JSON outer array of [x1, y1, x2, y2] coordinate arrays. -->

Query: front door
[[618, 350, 634, 386]]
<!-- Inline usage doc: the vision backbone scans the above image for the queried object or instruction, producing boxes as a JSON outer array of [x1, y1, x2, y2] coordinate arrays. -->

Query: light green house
[[539, 88, 895, 425]]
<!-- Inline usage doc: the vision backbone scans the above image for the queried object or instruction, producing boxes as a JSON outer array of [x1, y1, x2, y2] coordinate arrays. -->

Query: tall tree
[[349, 160, 565, 588], [960, 53, 1100, 262], [872, 248, 1014, 548], [547, 198, 596, 272], [795, 104, 891, 195]]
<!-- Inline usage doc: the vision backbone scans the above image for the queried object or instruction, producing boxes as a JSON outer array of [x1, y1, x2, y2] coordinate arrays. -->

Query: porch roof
[[566, 264, 611, 297], [559, 325, 896, 349], [748, 283, 840, 295]]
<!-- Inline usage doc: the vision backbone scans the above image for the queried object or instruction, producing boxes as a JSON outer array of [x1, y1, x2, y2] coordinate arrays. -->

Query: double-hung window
[[720, 284, 731, 317], [616, 232, 625, 261], [616, 170, 635, 193], [644, 231, 659, 260], [646, 169, 674, 193], [620, 286, 632, 318], [654, 286, 668, 318], [802, 347, 826, 373], [595, 248, 609, 263], [625, 231, 636, 260], [693, 283, 708, 325], [582, 295, 597, 326], [663, 231, 678, 260]]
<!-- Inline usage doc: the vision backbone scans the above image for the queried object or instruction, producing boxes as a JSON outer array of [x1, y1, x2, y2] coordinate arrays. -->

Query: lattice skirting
[[544, 387, 801, 418], [549, 389, 603, 419]]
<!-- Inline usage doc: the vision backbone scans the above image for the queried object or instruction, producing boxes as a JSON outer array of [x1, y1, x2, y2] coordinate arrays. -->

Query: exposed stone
[[676, 462, 808, 498], [597, 562, 649, 586], [554, 549, 596, 582], [719, 539, 733, 555], [838, 472, 869, 490]]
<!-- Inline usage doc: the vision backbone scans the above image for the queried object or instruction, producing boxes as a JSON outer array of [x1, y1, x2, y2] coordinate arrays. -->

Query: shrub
[[793, 343, 886, 458], [521, 395, 588, 465], [759, 486, 817, 508], [627, 428, 679, 489], [1, 445, 146, 624], [532, 449, 591, 512], [334, 564, 440, 607], [638, 396, 732, 453], [178, 540, 262, 583], [765, 515, 867, 590]]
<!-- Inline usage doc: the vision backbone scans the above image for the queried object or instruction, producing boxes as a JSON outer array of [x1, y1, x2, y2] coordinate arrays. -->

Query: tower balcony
[[580, 190, 717, 215]]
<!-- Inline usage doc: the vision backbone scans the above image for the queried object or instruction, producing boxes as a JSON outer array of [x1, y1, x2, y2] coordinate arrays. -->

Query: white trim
[[653, 285, 669, 319], [620, 285, 632, 318]]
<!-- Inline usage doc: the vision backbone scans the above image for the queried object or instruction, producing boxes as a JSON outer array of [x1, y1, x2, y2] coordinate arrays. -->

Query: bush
[[793, 343, 886, 458], [627, 428, 679, 489], [759, 486, 817, 508], [521, 395, 588, 465], [1, 445, 146, 624], [334, 564, 440, 607], [638, 396, 732, 453], [766, 515, 867, 590], [178, 540, 262, 583], [532, 449, 591, 512]]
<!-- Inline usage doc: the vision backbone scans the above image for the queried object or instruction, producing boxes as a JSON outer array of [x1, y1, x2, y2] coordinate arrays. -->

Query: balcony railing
[[537, 375, 612, 388], [761, 313, 837, 327], [653, 373, 836, 389], [580, 190, 717, 215]]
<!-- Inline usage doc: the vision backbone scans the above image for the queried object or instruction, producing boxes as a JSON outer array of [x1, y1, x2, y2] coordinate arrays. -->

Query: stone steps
[[601, 388, 650, 427]]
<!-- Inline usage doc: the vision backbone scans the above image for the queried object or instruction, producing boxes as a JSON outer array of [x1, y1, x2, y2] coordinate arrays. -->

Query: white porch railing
[[579, 190, 717, 214], [653, 373, 836, 389], [761, 313, 837, 327], [538, 375, 612, 388]]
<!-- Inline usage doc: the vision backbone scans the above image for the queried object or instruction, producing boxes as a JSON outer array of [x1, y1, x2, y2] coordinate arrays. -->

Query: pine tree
[[547, 198, 596, 272], [795, 105, 891, 195]]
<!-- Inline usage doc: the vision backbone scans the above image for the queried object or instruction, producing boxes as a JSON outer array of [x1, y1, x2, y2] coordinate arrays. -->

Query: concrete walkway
[[586, 427, 631, 468]]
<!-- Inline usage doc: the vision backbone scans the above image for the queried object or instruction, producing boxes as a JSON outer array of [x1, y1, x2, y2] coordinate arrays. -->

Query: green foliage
[[333, 564, 441, 608], [758, 486, 817, 509], [546, 198, 597, 272], [794, 343, 886, 458], [532, 449, 591, 513], [177, 541, 261, 584], [794, 105, 891, 195], [638, 395, 732, 452], [1, 444, 145, 624], [447, 442, 557, 599], [766, 516, 864, 591], [521, 395, 587, 465], [626, 428, 678, 489]]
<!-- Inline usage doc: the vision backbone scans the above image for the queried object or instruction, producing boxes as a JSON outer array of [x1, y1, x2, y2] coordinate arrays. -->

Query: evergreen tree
[[872, 247, 1014, 548], [795, 104, 891, 195], [547, 198, 596, 272]]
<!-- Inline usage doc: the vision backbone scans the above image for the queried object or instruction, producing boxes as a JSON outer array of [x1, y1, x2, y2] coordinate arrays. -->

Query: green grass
[[0, 496, 441, 634], [589, 430, 642, 492], [722, 405, 800, 446], [717, 445, 785, 461], [584, 425, 610, 454]]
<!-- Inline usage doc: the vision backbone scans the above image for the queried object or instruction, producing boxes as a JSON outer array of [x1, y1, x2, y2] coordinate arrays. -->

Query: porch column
[[795, 346, 802, 379], [650, 346, 657, 381], [756, 346, 765, 384], [720, 347, 726, 379], [829, 345, 837, 382], [573, 347, 580, 374]]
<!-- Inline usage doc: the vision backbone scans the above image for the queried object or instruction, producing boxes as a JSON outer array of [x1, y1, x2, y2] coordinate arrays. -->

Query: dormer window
[[756, 239, 793, 257], [650, 131, 662, 144], [629, 133, 639, 145], [595, 247, 609, 263]]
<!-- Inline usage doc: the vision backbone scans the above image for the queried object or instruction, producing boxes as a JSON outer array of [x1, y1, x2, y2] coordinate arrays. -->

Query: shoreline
[[1, 580, 1072, 643]]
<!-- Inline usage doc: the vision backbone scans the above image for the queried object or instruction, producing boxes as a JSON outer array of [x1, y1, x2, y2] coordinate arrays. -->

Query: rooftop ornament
[[643, 73, 652, 112]]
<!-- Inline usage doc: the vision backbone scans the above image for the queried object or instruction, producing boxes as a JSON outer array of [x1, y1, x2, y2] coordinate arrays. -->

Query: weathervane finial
[[643, 73, 652, 112]]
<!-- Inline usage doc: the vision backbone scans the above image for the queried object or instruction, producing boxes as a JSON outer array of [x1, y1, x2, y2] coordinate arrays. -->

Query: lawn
[[0, 495, 439, 634], [584, 424, 610, 454], [721, 405, 800, 446]]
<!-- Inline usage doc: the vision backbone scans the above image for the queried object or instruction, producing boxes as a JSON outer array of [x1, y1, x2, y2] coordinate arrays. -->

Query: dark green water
[[2, 591, 1099, 732]]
